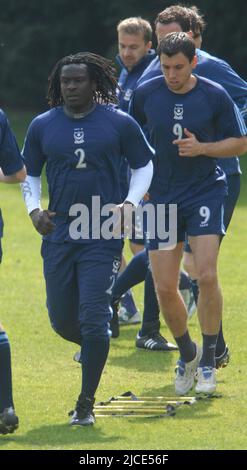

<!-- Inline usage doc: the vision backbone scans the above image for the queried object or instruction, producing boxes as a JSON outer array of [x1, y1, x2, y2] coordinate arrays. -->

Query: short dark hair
[[155, 4, 206, 39], [157, 32, 196, 62], [155, 5, 191, 31], [186, 5, 206, 38], [47, 52, 119, 108]]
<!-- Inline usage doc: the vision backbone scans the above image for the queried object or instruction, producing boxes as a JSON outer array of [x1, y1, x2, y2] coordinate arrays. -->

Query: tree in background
[[0, 0, 246, 110]]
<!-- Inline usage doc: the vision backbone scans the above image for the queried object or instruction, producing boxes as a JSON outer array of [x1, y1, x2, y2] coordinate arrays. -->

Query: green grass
[[0, 111, 247, 449]]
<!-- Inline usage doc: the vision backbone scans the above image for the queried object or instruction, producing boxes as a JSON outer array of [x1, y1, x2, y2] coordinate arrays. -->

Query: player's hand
[[30, 209, 56, 235], [173, 128, 203, 157], [111, 201, 135, 238]]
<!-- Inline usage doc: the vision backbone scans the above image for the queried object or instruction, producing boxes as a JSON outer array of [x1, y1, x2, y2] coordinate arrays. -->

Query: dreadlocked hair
[[47, 52, 119, 108]]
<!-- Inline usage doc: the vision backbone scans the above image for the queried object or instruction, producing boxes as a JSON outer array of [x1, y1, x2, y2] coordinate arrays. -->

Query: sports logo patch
[[174, 104, 183, 120], [124, 89, 133, 101], [74, 128, 84, 144]]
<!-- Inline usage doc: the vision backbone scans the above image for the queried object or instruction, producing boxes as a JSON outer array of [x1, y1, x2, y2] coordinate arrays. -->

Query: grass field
[[0, 111, 247, 450]]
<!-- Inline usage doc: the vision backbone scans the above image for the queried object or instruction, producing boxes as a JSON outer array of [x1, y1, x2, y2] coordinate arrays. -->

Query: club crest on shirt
[[74, 128, 84, 144], [174, 104, 183, 120], [124, 89, 133, 101]]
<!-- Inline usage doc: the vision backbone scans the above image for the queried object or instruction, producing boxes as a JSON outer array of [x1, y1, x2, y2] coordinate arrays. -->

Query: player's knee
[[50, 317, 80, 343], [0, 323, 4, 332], [197, 269, 218, 289], [51, 321, 68, 339], [52, 323, 67, 339], [80, 322, 109, 337], [155, 282, 177, 304], [79, 303, 111, 337]]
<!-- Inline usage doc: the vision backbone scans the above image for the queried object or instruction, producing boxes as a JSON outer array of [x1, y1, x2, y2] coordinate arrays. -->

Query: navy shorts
[[184, 174, 240, 253], [147, 178, 227, 251], [0, 239, 2, 264], [41, 240, 121, 338]]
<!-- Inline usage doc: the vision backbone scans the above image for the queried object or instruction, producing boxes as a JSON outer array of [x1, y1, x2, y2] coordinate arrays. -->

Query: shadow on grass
[[92, 385, 223, 424], [0, 389, 225, 448], [109, 328, 176, 371], [0, 423, 120, 448], [109, 349, 175, 372], [138, 383, 223, 420], [0, 403, 221, 449]]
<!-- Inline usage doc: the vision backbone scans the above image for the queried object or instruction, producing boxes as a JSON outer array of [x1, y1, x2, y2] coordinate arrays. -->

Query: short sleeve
[[214, 89, 247, 139], [0, 111, 24, 175], [22, 118, 46, 176]]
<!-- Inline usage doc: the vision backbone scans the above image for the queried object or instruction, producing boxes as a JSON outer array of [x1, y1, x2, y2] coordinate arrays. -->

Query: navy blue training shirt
[[23, 104, 154, 243], [116, 50, 156, 113], [130, 75, 246, 203], [138, 49, 247, 176], [0, 109, 24, 238]]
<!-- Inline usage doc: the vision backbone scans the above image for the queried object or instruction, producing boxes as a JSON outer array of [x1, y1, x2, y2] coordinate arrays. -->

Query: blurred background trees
[[0, 0, 246, 110]]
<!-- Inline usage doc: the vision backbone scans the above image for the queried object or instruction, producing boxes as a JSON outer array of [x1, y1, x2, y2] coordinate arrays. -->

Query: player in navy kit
[[0, 110, 26, 434], [131, 33, 247, 395], [117, 17, 155, 114], [21, 52, 153, 426], [112, 17, 193, 338], [128, 4, 247, 366], [114, 17, 156, 327]]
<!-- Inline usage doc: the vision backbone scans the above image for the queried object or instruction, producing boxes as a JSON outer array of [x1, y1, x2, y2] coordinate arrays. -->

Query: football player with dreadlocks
[[21, 52, 153, 426]]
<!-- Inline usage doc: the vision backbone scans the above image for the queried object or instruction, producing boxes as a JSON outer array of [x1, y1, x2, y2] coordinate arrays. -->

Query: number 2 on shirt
[[75, 148, 87, 169]]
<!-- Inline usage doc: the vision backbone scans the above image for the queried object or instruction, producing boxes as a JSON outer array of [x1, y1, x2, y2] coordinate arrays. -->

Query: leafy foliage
[[0, 0, 246, 110]]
